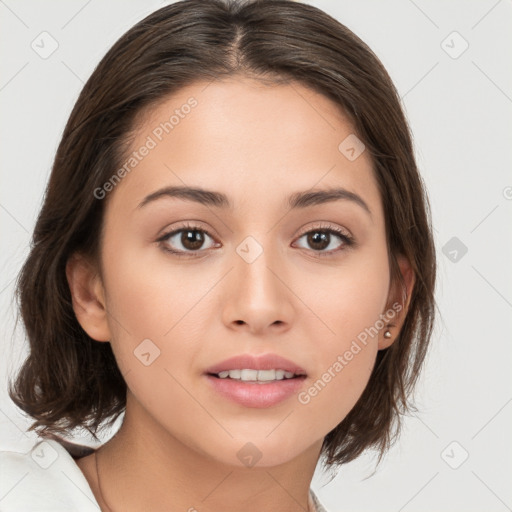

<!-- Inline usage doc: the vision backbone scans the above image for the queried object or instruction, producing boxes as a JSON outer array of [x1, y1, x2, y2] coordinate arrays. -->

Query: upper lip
[[205, 354, 307, 376]]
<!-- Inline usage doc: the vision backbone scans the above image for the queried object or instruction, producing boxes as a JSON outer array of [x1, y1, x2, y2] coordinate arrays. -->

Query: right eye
[[157, 223, 219, 257]]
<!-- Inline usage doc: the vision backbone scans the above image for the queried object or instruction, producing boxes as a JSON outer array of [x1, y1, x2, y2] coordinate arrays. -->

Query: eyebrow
[[137, 185, 372, 217]]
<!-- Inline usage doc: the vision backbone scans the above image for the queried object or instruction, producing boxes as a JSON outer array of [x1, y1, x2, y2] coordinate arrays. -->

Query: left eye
[[293, 228, 351, 253]]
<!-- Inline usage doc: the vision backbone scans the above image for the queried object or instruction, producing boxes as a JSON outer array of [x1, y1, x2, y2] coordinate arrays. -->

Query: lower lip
[[205, 374, 306, 408]]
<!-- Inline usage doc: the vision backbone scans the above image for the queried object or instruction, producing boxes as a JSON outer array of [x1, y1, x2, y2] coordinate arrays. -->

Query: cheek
[[296, 240, 390, 349], [292, 251, 390, 431], [99, 234, 228, 393], [321, 266, 388, 331], [102, 238, 207, 340]]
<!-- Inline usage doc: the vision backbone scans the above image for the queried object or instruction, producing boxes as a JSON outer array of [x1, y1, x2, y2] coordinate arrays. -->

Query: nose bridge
[[235, 233, 282, 302], [223, 232, 293, 332]]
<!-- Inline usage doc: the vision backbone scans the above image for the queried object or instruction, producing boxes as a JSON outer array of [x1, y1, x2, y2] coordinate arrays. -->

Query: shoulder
[[0, 436, 100, 511], [310, 488, 331, 512]]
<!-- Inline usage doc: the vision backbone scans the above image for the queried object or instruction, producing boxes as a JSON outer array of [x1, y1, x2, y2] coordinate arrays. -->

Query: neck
[[93, 391, 322, 512]]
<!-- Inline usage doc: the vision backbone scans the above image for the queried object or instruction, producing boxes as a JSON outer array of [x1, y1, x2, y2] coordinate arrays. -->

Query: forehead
[[107, 76, 382, 218]]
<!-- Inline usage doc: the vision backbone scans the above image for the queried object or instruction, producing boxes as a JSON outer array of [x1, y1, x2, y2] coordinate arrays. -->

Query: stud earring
[[384, 330, 392, 339]]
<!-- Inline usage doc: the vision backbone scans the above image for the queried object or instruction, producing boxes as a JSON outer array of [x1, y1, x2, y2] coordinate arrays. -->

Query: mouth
[[204, 354, 308, 408]]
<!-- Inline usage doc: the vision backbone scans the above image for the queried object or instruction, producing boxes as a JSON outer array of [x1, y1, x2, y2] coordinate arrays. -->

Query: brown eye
[[306, 231, 330, 251], [180, 229, 206, 250], [159, 225, 217, 255], [293, 226, 354, 256]]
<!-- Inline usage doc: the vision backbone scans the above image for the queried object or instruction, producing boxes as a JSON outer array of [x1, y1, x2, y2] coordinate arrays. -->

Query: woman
[[2, 0, 436, 510]]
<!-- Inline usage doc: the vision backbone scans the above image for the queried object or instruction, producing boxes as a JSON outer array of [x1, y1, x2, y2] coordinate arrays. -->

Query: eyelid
[[295, 221, 352, 239], [156, 219, 217, 239]]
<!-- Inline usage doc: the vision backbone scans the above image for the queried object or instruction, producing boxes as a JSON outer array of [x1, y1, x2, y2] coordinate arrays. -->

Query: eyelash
[[156, 222, 355, 259]]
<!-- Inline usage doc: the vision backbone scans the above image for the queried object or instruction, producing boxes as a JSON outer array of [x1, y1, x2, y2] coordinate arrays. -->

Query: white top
[[0, 437, 330, 511]]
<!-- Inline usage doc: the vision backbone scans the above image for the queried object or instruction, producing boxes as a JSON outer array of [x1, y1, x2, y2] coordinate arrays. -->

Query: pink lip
[[204, 353, 307, 408], [205, 374, 306, 408], [204, 353, 307, 375]]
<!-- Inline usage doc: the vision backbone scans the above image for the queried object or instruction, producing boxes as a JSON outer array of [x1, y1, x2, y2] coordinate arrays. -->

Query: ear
[[378, 254, 415, 350], [66, 252, 111, 342]]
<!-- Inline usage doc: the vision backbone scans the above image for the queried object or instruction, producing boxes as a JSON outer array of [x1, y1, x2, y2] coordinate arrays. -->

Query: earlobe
[[378, 254, 415, 350], [66, 253, 111, 342]]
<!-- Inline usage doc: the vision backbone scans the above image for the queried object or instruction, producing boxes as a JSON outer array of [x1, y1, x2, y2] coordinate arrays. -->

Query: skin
[[68, 76, 414, 512]]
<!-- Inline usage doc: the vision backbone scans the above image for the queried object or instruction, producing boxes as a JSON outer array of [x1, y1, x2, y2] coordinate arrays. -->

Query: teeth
[[241, 369, 258, 381], [216, 369, 299, 381]]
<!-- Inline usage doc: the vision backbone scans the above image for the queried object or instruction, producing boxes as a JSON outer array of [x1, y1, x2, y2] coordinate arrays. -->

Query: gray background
[[1, 1, 511, 511]]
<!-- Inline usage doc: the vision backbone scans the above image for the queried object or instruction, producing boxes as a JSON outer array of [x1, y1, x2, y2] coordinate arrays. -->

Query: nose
[[221, 239, 294, 335]]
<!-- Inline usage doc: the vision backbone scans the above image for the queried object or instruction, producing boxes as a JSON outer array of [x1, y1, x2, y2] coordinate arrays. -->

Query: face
[[84, 76, 397, 467]]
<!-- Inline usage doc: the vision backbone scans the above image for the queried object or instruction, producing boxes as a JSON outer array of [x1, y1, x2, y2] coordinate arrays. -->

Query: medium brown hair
[[8, 0, 436, 470]]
